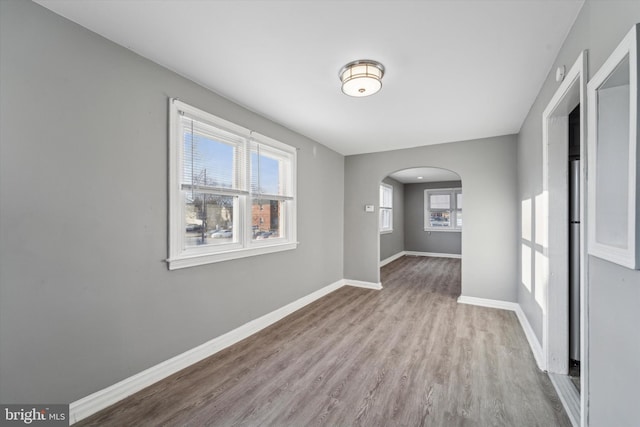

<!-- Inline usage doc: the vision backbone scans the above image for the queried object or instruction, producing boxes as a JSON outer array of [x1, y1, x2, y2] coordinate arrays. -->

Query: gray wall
[[516, 1, 640, 425], [345, 135, 518, 301], [379, 177, 404, 261], [405, 181, 462, 255], [0, 0, 344, 404]]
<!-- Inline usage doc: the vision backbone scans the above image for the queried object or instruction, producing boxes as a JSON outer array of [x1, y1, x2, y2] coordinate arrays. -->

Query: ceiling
[[35, 0, 584, 156], [389, 167, 460, 184]]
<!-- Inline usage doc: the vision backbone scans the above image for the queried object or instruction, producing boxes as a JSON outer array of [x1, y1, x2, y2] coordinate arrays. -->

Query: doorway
[[542, 51, 588, 426], [568, 104, 581, 392], [378, 167, 462, 276]]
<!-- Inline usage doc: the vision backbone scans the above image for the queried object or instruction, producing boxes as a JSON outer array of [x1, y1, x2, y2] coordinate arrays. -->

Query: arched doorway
[[378, 167, 463, 286]]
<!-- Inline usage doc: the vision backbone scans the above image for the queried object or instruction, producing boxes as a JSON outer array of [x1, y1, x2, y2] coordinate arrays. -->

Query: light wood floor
[[76, 256, 570, 426]]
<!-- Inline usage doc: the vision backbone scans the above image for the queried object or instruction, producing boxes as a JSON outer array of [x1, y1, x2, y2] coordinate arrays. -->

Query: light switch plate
[[365, 204, 375, 212]]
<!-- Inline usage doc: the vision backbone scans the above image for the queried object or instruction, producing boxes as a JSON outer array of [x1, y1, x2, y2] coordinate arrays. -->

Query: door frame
[[541, 51, 589, 426]]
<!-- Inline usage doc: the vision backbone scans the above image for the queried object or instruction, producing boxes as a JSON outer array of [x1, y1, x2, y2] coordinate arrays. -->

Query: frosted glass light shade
[[339, 60, 385, 97]]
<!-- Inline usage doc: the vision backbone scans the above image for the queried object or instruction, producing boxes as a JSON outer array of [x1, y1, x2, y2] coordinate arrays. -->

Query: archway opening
[[378, 167, 463, 290]]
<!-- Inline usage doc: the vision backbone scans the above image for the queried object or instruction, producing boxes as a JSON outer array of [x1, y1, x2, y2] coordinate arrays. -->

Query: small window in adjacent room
[[380, 183, 393, 233], [168, 99, 297, 270], [425, 188, 462, 231]]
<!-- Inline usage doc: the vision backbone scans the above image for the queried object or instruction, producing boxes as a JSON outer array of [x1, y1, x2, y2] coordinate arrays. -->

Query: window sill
[[380, 230, 393, 235], [424, 228, 462, 233], [167, 241, 298, 270]]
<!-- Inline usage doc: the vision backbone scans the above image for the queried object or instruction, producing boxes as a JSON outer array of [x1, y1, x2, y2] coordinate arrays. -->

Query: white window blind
[[180, 113, 248, 196], [424, 188, 462, 231], [430, 194, 451, 210]]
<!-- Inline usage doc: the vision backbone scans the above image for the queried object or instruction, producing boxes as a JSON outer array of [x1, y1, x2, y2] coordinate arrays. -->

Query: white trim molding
[[70, 278, 348, 424], [541, 51, 589, 427], [380, 251, 462, 267], [344, 279, 383, 290], [541, 51, 588, 376], [457, 295, 519, 311], [380, 251, 405, 267], [457, 296, 544, 371], [587, 25, 639, 269], [514, 305, 545, 371], [404, 251, 462, 259]]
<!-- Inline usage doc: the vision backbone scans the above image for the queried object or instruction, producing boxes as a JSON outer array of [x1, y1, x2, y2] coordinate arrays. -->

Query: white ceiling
[[35, 0, 584, 156], [389, 167, 461, 184]]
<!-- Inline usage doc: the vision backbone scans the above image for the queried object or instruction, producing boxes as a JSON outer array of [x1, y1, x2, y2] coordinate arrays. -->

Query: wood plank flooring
[[76, 256, 570, 426]]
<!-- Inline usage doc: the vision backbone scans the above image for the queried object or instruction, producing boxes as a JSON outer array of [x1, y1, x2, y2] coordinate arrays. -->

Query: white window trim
[[424, 187, 462, 232], [167, 99, 297, 270], [380, 183, 393, 234]]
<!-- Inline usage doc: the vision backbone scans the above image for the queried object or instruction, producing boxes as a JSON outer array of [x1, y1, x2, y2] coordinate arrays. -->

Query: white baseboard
[[404, 251, 462, 259], [344, 279, 383, 290], [457, 295, 519, 311], [380, 251, 405, 267], [513, 305, 545, 371], [380, 251, 462, 267], [457, 295, 545, 371], [69, 279, 346, 424]]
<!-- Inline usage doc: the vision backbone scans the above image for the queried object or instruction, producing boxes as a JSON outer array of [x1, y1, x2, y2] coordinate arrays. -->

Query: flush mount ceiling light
[[339, 60, 385, 97]]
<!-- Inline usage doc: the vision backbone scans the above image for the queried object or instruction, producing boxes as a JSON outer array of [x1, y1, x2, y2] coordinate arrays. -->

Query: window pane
[[456, 193, 463, 210], [456, 210, 462, 227], [252, 198, 283, 240], [184, 193, 235, 247], [251, 152, 282, 195], [182, 118, 236, 189], [430, 194, 450, 209], [429, 211, 450, 227], [380, 185, 392, 208], [380, 207, 392, 230]]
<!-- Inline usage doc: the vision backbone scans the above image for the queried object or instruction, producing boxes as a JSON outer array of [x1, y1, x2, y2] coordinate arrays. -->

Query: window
[[425, 188, 462, 231], [168, 99, 297, 269], [380, 183, 393, 233]]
